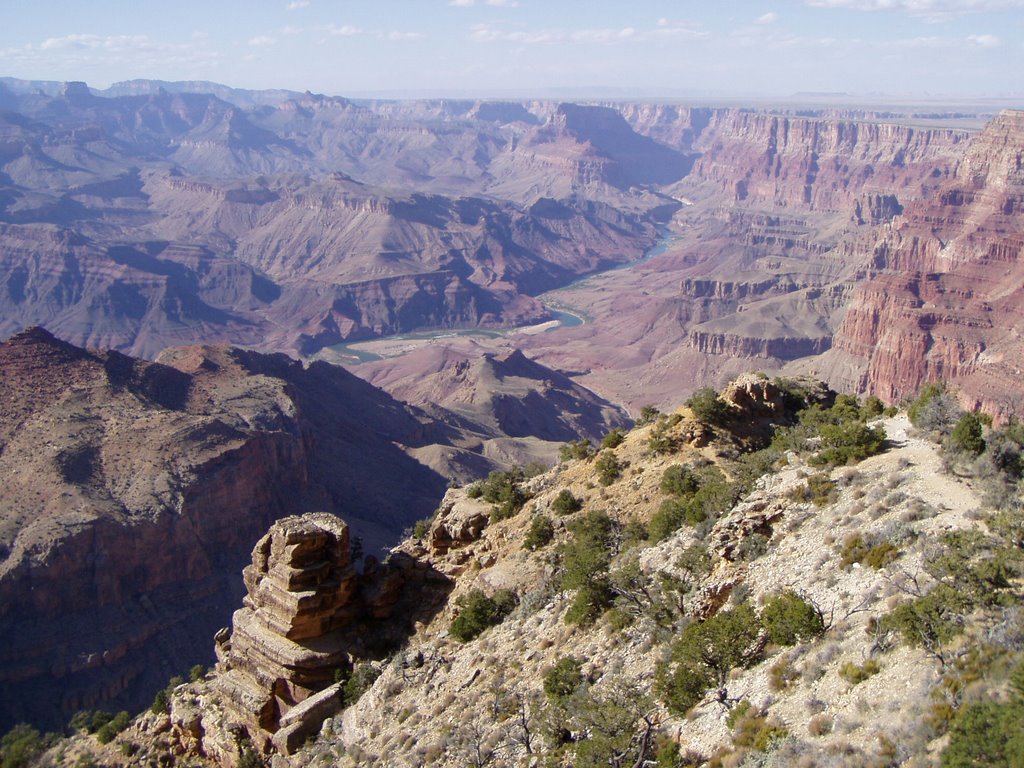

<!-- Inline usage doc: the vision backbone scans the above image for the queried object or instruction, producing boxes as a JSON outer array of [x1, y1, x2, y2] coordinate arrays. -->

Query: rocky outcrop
[[189, 512, 451, 758], [214, 514, 356, 753], [0, 330, 450, 731], [688, 330, 832, 360]]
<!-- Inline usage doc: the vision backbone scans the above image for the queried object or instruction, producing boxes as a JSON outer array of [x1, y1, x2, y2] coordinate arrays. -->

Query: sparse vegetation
[[839, 659, 881, 684], [551, 488, 582, 516], [594, 451, 622, 486], [686, 387, 730, 427], [761, 591, 825, 646], [601, 429, 626, 450], [523, 514, 555, 551], [450, 589, 517, 642]]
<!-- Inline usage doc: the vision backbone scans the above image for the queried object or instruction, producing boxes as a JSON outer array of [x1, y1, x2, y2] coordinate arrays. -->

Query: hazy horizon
[[2, 0, 1023, 101]]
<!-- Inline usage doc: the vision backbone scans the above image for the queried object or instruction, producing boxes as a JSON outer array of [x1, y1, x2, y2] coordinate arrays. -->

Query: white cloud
[[756, 12, 780, 23], [449, 0, 476, 5], [570, 27, 637, 43], [804, 0, 1024, 20], [286, 0, 310, 9], [5, 33, 220, 71], [967, 32, 1001, 45], [41, 34, 152, 51], [387, 31, 425, 41], [248, 35, 277, 47], [325, 24, 362, 36], [470, 21, 708, 45]]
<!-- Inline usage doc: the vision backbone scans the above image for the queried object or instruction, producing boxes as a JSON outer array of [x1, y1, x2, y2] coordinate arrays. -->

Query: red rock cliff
[[832, 110, 1024, 417]]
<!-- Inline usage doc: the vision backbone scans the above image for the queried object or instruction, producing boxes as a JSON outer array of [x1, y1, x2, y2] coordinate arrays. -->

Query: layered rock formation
[[827, 110, 1024, 417], [0, 329, 452, 730], [186, 512, 452, 757], [214, 514, 355, 754]]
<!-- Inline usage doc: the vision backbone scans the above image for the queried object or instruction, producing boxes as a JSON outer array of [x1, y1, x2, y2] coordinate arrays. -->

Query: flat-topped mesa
[[214, 513, 358, 752]]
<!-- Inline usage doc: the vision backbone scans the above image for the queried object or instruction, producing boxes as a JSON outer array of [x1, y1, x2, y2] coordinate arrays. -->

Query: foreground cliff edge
[[26, 374, 1021, 767]]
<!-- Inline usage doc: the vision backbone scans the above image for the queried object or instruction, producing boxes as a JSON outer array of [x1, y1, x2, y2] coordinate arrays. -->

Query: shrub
[[595, 451, 622, 486], [648, 421, 678, 455], [839, 533, 900, 569], [636, 405, 661, 426], [523, 515, 555, 551], [478, 468, 530, 521], [839, 659, 881, 684], [0, 724, 55, 768], [908, 382, 959, 435], [862, 395, 885, 418], [449, 589, 516, 641], [188, 664, 207, 682], [150, 689, 169, 715], [942, 700, 1024, 767], [729, 703, 790, 752], [649, 499, 703, 542], [561, 511, 615, 625], [560, 439, 595, 462], [686, 388, 730, 426], [411, 517, 432, 540], [789, 473, 837, 507], [808, 714, 833, 737], [768, 654, 801, 692], [601, 429, 626, 450], [342, 662, 382, 707], [466, 484, 483, 499], [94, 711, 130, 744], [948, 412, 985, 456], [813, 421, 886, 466], [882, 584, 969, 661], [661, 465, 700, 497], [659, 604, 763, 714], [552, 489, 582, 516], [543, 657, 584, 703], [761, 591, 825, 646]]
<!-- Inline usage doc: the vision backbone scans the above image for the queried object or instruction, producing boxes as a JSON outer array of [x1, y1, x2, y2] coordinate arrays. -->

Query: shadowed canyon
[[1, 77, 1023, 755]]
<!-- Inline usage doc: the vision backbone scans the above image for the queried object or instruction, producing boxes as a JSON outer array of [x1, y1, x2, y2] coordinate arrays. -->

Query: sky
[[1, 0, 1022, 99]]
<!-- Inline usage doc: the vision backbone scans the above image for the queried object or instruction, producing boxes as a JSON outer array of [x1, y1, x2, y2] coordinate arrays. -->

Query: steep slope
[[102, 375, 1022, 768], [824, 110, 1024, 418], [518, 110, 974, 413], [356, 345, 631, 468], [0, 328, 450, 730]]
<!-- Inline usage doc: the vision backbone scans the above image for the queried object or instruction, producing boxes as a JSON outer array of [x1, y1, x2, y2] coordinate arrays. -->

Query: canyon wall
[[0, 329, 449, 730], [831, 110, 1024, 417]]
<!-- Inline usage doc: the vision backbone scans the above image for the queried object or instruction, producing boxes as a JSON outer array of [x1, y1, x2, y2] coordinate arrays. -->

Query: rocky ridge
[[0, 327, 629, 730], [83, 373, 1022, 768]]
